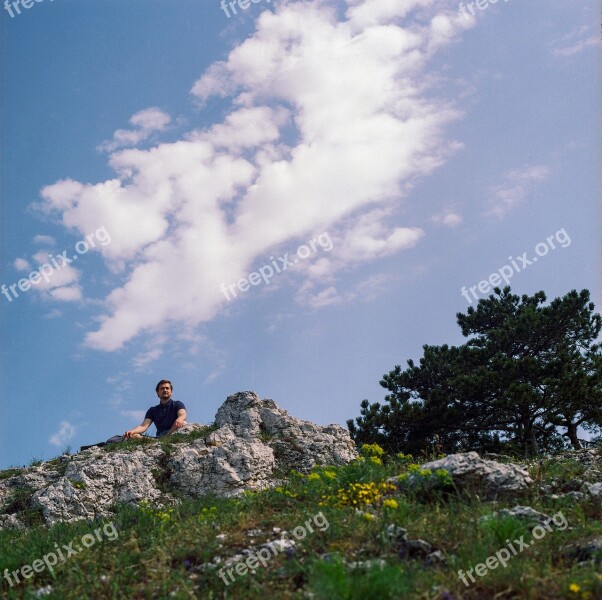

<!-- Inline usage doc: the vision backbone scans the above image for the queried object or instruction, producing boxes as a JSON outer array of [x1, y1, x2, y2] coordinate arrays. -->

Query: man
[[124, 380, 187, 439]]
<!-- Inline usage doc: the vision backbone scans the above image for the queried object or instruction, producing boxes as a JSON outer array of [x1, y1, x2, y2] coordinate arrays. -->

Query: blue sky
[[0, 0, 599, 469]]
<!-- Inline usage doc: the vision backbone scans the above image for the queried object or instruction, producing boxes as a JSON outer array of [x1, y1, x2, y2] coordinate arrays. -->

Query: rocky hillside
[[0, 392, 600, 599], [0, 392, 356, 528]]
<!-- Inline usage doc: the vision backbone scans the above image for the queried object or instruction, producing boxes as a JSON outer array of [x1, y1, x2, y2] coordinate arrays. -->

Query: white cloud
[[335, 209, 424, 263], [14, 258, 30, 271], [25, 249, 82, 302], [98, 107, 171, 152], [120, 410, 146, 423], [49, 421, 76, 447], [49, 286, 82, 302], [132, 348, 163, 369], [33, 234, 56, 246], [432, 210, 462, 227], [552, 26, 600, 57], [38, 0, 472, 352], [297, 273, 394, 308], [487, 165, 550, 218], [553, 36, 599, 57]]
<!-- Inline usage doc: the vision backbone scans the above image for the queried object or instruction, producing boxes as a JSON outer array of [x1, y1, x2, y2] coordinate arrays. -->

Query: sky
[[0, 0, 599, 469]]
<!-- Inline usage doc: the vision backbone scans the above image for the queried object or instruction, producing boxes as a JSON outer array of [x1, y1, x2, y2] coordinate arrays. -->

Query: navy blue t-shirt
[[145, 399, 186, 436]]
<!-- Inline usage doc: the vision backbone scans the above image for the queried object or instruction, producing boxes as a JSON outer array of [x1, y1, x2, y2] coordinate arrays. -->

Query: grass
[[1, 485, 46, 529], [100, 423, 218, 454], [0, 449, 600, 599], [0, 468, 24, 481]]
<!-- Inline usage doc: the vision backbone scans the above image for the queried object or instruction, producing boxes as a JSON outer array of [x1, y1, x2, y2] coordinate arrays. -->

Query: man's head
[[155, 379, 173, 403]]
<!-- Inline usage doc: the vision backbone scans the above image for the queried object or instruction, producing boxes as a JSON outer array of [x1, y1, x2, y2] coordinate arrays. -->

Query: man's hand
[[173, 418, 186, 429]]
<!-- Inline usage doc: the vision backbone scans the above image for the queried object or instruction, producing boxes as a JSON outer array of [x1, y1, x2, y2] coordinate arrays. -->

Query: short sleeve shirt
[[145, 399, 186, 436]]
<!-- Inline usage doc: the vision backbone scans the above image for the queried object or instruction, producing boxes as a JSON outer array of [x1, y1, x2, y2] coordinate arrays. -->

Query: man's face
[[156, 383, 172, 402]]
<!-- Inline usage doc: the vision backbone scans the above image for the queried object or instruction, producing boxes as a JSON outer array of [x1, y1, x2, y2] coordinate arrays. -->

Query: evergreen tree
[[348, 288, 602, 456]]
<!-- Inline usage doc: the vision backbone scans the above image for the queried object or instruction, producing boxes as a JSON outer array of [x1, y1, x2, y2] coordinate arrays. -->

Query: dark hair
[[155, 379, 173, 392]]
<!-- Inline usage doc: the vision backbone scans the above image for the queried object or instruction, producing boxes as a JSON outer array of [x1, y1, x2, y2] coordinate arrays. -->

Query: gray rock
[[168, 434, 275, 497], [584, 482, 602, 504], [560, 536, 602, 564], [171, 423, 207, 436], [383, 524, 408, 544], [32, 446, 166, 525], [0, 514, 26, 530], [388, 451, 533, 500], [215, 391, 357, 472], [558, 491, 584, 501], [1, 391, 357, 527], [480, 505, 552, 526], [424, 550, 446, 566]]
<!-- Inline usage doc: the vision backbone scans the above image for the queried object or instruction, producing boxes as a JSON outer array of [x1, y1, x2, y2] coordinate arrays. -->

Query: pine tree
[[348, 288, 602, 456]]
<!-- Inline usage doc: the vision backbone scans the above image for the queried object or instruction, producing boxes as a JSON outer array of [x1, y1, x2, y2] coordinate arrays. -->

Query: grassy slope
[[0, 447, 600, 600]]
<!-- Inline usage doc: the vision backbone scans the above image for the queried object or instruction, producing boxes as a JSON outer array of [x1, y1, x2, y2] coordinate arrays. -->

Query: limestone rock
[[0, 391, 357, 527], [388, 452, 533, 500], [168, 434, 275, 497], [0, 514, 26, 530], [215, 391, 357, 472], [480, 505, 552, 528], [32, 446, 166, 525], [584, 482, 602, 504], [171, 423, 207, 436]]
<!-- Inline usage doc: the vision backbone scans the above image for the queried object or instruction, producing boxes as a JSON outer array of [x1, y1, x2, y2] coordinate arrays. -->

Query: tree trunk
[[565, 422, 582, 450]]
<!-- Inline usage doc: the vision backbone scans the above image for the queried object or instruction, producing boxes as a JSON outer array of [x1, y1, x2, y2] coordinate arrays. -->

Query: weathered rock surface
[[0, 392, 357, 528], [388, 451, 533, 500], [584, 482, 602, 504], [479, 505, 554, 528]]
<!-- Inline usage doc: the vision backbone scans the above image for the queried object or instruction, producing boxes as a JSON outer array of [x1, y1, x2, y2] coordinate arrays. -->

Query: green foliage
[[0, 452, 600, 599], [2, 486, 45, 528], [348, 288, 602, 457], [0, 468, 24, 480]]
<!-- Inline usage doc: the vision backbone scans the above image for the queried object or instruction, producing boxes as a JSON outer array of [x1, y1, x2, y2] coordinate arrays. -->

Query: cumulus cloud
[[14, 258, 30, 271], [486, 165, 550, 218], [27, 249, 82, 302], [98, 107, 171, 152], [38, 0, 473, 351], [432, 210, 462, 227], [49, 421, 76, 447]]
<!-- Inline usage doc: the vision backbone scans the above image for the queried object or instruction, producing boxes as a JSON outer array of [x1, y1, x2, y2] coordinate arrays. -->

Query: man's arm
[[124, 418, 152, 438], [173, 408, 187, 429]]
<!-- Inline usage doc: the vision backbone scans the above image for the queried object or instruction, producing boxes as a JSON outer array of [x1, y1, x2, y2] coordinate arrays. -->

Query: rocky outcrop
[[388, 451, 533, 500], [0, 392, 357, 527]]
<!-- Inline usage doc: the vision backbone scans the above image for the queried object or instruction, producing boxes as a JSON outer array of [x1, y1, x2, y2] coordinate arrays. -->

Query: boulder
[[388, 451, 533, 500], [0, 391, 357, 528]]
